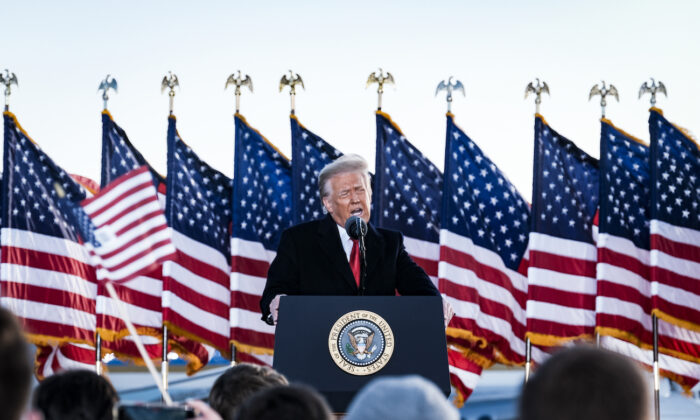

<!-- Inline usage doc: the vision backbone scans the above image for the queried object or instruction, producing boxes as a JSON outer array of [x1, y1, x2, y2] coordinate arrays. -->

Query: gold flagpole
[[588, 80, 619, 119], [525, 337, 532, 382], [225, 70, 253, 365], [589, 79, 618, 349], [225, 71, 253, 114], [639, 78, 667, 420], [525, 78, 550, 115], [94, 74, 118, 376], [98, 75, 118, 111], [639, 78, 667, 108], [159, 72, 180, 398], [435, 76, 465, 114], [1, 69, 18, 112], [523, 78, 549, 382], [366, 68, 394, 111], [279, 70, 304, 115], [161, 72, 179, 116]]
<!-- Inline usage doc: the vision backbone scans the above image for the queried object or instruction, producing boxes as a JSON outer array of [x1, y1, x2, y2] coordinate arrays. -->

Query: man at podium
[[260, 154, 453, 326]]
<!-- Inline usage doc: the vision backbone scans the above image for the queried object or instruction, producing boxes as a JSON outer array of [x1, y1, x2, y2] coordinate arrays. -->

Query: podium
[[273, 296, 450, 412]]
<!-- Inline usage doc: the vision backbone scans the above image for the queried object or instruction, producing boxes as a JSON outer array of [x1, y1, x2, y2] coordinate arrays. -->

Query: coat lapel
[[364, 223, 384, 280], [317, 215, 358, 291]]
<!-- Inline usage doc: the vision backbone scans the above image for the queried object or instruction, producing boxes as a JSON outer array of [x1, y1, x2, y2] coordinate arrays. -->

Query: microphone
[[345, 215, 368, 296], [344, 216, 367, 240]]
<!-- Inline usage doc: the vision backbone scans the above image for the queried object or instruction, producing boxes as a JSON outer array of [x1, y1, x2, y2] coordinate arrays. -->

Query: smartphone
[[116, 402, 196, 420]]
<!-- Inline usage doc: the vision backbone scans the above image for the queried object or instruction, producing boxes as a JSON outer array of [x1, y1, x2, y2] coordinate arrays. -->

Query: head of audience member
[[233, 384, 333, 420], [345, 375, 459, 420], [519, 346, 648, 420], [208, 363, 289, 420], [32, 369, 119, 420], [0, 307, 33, 420], [319, 154, 372, 226]]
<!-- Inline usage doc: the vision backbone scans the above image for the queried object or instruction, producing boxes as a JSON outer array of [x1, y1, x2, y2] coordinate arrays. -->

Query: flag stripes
[[230, 238, 276, 353], [163, 233, 231, 350], [447, 348, 483, 407], [163, 116, 233, 355], [81, 167, 175, 284], [35, 343, 96, 380], [600, 335, 700, 392]]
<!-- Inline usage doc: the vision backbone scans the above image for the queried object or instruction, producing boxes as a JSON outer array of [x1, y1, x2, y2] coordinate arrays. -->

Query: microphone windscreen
[[344, 216, 367, 239]]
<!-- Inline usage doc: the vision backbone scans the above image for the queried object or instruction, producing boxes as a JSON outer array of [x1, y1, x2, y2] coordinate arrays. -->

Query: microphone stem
[[359, 234, 367, 296]]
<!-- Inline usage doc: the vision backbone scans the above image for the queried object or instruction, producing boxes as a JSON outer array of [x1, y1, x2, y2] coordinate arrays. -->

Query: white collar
[[336, 223, 354, 260], [337, 222, 352, 243]]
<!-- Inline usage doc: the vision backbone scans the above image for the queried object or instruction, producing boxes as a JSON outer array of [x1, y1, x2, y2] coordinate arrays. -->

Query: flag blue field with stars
[[373, 110, 442, 284], [290, 115, 342, 224], [101, 110, 165, 188]]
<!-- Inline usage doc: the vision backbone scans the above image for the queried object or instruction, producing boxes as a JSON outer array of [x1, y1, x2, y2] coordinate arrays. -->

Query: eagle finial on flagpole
[[525, 78, 550, 115], [279, 70, 304, 115], [160, 72, 179, 115], [588, 80, 619, 118], [366, 68, 394, 111], [639, 78, 667, 107], [435, 76, 465, 113], [225, 70, 253, 114], [1, 69, 19, 111], [98, 74, 118, 111]]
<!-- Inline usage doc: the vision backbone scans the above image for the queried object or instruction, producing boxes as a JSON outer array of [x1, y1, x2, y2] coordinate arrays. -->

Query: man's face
[[322, 171, 371, 226]]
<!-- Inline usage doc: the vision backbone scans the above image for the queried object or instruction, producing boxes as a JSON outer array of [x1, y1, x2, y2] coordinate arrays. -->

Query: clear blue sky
[[3, 0, 699, 199]]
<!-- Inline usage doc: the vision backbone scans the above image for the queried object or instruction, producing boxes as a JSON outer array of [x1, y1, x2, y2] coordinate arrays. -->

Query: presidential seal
[[328, 310, 394, 376]]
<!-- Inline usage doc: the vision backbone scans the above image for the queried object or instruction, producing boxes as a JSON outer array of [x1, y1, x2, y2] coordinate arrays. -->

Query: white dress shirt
[[337, 223, 354, 262]]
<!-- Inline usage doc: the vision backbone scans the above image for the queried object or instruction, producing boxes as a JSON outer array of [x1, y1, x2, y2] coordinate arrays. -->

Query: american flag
[[596, 119, 653, 344], [230, 113, 292, 365], [1, 111, 96, 346], [596, 118, 700, 390], [600, 335, 700, 392], [373, 111, 441, 286], [77, 166, 175, 284], [97, 112, 171, 366], [163, 115, 232, 354], [439, 113, 539, 366], [35, 343, 96, 380], [649, 108, 700, 335], [290, 115, 342, 224], [527, 114, 599, 346], [447, 347, 483, 407]]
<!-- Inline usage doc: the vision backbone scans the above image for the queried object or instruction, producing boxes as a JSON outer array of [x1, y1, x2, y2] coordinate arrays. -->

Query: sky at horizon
[[2, 0, 699, 200]]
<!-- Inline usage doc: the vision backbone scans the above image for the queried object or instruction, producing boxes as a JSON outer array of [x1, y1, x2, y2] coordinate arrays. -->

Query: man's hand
[[269, 294, 286, 325], [442, 297, 454, 328]]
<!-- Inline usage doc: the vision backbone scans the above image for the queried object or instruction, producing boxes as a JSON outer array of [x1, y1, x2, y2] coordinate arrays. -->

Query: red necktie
[[349, 239, 360, 287]]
